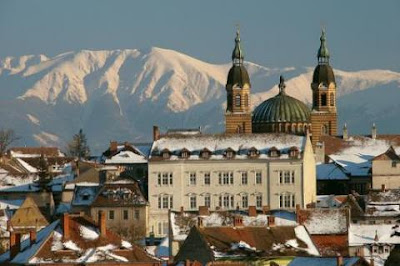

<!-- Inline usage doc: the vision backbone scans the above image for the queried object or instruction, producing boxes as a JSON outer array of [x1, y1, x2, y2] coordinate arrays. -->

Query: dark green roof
[[226, 65, 251, 88], [317, 29, 330, 59], [252, 92, 311, 123], [312, 64, 336, 85]]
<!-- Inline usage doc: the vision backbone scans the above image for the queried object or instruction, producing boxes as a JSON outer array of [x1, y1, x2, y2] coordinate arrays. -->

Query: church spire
[[232, 27, 244, 66], [317, 28, 330, 64]]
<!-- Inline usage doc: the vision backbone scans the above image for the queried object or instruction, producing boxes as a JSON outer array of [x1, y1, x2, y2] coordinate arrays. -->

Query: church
[[225, 29, 337, 147]]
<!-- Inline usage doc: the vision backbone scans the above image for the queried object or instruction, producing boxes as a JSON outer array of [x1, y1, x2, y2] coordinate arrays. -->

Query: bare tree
[[0, 129, 19, 156]]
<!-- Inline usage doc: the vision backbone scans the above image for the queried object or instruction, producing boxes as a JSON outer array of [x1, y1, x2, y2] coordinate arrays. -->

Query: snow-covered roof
[[317, 163, 348, 180], [105, 150, 147, 164], [299, 208, 348, 235], [151, 133, 306, 160], [349, 224, 400, 245], [316, 195, 346, 208], [328, 137, 400, 177]]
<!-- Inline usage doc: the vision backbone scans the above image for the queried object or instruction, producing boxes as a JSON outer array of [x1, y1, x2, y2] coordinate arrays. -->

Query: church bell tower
[[310, 29, 338, 145], [225, 29, 252, 134]]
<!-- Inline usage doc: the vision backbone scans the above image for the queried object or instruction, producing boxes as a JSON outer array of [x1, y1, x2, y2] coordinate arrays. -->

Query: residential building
[[90, 180, 149, 239], [372, 146, 400, 190], [148, 132, 316, 236]]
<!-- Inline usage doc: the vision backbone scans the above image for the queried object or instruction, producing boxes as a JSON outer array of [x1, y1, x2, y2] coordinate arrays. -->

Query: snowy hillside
[[0, 47, 399, 153]]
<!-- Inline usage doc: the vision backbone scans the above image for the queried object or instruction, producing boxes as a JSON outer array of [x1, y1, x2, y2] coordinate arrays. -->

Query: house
[[101, 141, 149, 181], [372, 146, 400, 190], [318, 132, 400, 195], [174, 221, 319, 264], [364, 187, 400, 224], [297, 207, 349, 256], [149, 132, 316, 236], [0, 212, 161, 265], [90, 180, 149, 240]]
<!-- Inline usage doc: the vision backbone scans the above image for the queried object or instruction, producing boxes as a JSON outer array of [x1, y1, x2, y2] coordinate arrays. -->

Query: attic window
[[268, 147, 280, 158], [289, 147, 299, 158], [248, 148, 259, 158], [201, 150, 210, 159], [224, 149, 235, 159], [180, 149, 190, 159], [161, 150, 170, 159]]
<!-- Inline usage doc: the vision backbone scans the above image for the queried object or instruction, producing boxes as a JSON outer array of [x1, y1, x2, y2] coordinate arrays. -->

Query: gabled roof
[[297, 208, 349, 235], [91, 181, 147, 207], [10, 197, 48, 231], [0, 214, 160, 264], [175, 225, 319, 263], [373, 146, 400, 161]]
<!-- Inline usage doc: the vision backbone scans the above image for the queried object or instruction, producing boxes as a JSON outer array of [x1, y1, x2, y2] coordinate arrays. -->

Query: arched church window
[[330, 93, 335, 106], [321, 93, 327, 106], [322, 124, 328, 135], [235, 95, 241, 107]]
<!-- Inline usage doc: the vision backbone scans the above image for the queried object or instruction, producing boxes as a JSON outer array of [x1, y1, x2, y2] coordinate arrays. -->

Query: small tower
[[310, 29, 338, 146], [225, 28, 252, 134], [371, 123, 377, 140], [343, 123, 348, 140]]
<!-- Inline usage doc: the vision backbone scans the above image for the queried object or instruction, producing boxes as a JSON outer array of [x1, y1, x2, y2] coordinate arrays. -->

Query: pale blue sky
[[0, 0, 399, 71]]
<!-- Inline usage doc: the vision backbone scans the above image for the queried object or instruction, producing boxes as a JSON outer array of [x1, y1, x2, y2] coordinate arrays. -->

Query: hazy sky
[[1, 0, 399, 71]]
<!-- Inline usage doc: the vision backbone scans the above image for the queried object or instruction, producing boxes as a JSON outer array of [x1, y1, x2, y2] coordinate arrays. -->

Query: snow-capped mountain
[[0, 47, 399, 153]]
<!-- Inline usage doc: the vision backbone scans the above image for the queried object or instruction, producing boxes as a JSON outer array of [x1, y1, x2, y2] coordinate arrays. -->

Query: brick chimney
[[30, 230, 37, 246], [98, 210, 106, 237], [180, 206, 184, 215], [262, 205, 270, 215], [9, 232, 21, 259], [62, 213, 70, 240], [153, 126, 160, 141], [381, 184, 386, 192], [268, 215, 275, 227], [233, 216, 243, 227], [336, 254, 343, 266], [110, 141, 118, 154], [198, 206, 209, 216], [296, 204, 301, 224], [248, 206, 257, 217], [371, 123, 377, 140]]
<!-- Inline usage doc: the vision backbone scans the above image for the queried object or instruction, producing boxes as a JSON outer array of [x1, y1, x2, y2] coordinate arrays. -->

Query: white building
[[148, 133, 316, 236]]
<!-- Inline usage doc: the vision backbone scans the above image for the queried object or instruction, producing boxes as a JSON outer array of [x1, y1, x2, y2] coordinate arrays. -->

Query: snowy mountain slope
[[0, 47, 399, 153]]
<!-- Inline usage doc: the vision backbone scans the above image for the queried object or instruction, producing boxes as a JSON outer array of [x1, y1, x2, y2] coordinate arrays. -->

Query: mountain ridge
[[0, 47, 399, 153]]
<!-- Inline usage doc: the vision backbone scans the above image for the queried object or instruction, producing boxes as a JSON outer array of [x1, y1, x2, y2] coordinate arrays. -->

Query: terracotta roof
[[310, 235, 348, 256], [2, 213, 160, 264], [90, 181, 147, 207]]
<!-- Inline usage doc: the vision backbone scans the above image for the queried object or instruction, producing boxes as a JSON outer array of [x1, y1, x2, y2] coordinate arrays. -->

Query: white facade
[[148, 133, 316, 236]]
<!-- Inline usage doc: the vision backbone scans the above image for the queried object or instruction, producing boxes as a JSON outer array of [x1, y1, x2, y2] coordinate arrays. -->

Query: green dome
[[252, 91, 311, 123]]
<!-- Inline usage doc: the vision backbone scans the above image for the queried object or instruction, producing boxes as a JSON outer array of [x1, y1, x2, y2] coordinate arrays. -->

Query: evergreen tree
[[67, 129, 90, 159]]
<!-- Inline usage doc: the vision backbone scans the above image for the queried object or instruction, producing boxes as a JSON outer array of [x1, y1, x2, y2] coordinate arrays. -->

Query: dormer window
[[289, 147, 299, 158], [248, 147, 259, 158], [180, 148, 190, 159], [161, 149, 171, 159], [268, 147, 280, 158], [224, 148, 235, 159], [200, 148, 211, 159]]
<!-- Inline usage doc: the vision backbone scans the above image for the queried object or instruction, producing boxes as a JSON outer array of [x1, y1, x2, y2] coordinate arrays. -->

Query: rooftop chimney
[[381, 184, 386, 193], [248, 206, 257, 217], [198, 206, 209, 216], [197, 217, 204, 227], [180, 206, 184, 215], [110, 141, 118, 154], [372, 123, 377, 140], [9, 232, 21, 259], [296, 204, 302, 224], [233, 216, 243, 227], [62, 213, 70, 240], [343, 123, 348, 140], [30, 230, 37, 246], [153, 126, 160, 141], [268, 215, 275, 227], [99, 210, 106, 237]]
